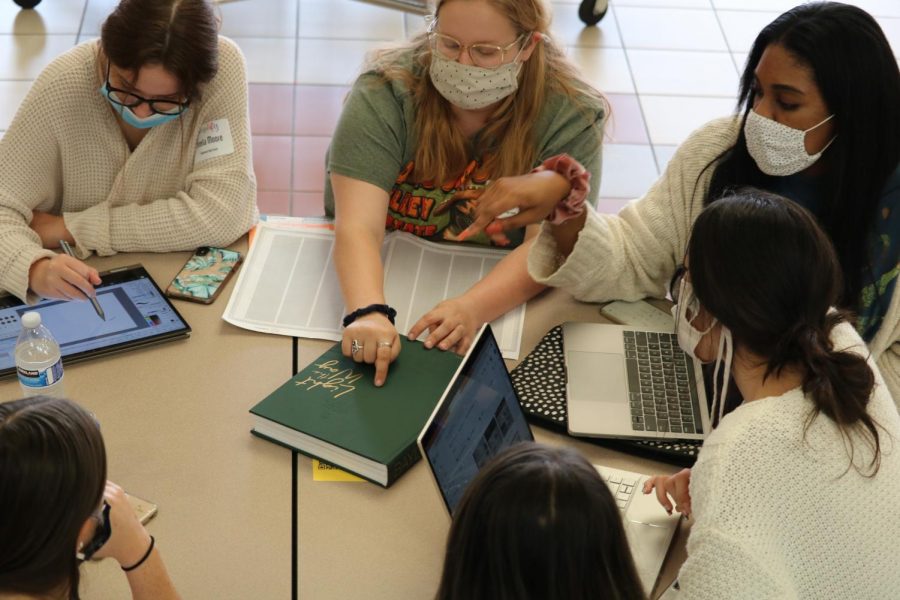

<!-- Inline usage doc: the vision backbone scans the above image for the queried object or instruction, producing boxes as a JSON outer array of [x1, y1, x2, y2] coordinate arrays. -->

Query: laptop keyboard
[[602, 471, 638, 511], [623, 331, 703, 435]]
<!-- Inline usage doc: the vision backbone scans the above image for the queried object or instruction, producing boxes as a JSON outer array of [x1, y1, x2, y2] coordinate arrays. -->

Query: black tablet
[[0, 264, 191, 378]]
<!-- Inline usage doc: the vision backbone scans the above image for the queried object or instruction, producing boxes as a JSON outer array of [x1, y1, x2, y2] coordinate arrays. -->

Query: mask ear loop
[[711, 326, 733, 427]]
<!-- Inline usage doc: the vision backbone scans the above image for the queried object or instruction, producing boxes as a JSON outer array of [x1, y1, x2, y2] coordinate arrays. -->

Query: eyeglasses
[[104, 64, 189, 116], [669, 265, 687, 304], [426, 25, 527, 69]]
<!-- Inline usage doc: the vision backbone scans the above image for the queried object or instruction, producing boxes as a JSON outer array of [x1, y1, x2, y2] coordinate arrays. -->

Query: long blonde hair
[[366, 0, 606, 185]]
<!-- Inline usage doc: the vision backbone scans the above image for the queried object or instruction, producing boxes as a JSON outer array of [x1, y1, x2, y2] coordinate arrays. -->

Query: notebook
[[418, 324, 681, 593], [0, 264, 190, 378], [250, 339, 462, 487], [564, 322, 711, 441]]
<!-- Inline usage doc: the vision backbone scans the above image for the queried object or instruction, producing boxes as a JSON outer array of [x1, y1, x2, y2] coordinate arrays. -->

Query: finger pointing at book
[[341, 312, 401, 386]]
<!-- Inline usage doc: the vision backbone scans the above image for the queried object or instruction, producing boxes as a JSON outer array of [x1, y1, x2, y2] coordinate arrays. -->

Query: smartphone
[[125, 491, 159, 525], [165, 247, 243, 304]]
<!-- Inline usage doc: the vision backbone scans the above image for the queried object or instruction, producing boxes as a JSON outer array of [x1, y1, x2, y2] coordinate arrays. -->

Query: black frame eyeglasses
[[668, 264, 687, 304], [104, 64, 190, 116]]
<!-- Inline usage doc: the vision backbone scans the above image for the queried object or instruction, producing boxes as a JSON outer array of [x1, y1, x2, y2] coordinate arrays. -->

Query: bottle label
[[17, 359, 64, 388]]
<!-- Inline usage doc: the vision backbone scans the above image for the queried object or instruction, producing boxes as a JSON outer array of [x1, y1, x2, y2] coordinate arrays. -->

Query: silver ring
[[351, 339, 363, 355], [377, 341, 393, 349]]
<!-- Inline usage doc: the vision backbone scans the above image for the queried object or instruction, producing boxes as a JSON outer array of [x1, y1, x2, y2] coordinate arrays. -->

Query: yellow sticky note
[[312, 459, 364, 482]]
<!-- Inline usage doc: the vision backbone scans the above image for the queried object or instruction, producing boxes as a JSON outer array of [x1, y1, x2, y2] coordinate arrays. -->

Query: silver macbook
[[563, 322, 710, 441], [418, 324, 681, 593]]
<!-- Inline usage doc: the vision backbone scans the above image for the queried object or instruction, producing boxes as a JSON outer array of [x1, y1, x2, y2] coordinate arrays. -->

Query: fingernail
[[485, 222, 502, 234], [375, 379, 383, 387], [439, 343, 447, 350], [457, 228, 472, 241], [425, 341, 433, 348]]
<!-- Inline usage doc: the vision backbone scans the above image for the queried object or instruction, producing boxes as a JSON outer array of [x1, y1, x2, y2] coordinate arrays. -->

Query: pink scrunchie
[[531, 154, 591, 225]]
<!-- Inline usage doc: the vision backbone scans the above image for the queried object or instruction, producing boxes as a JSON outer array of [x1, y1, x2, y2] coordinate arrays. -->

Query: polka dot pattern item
[[428, 52, 522, 110], [510, 326, 702, 467]]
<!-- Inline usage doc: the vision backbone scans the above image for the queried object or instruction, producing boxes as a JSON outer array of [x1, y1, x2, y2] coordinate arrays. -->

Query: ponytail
[[774, 313, 882, 476]]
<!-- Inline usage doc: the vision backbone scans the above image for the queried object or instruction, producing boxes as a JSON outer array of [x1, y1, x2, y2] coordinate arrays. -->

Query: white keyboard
[[599, 469, 639, 511]]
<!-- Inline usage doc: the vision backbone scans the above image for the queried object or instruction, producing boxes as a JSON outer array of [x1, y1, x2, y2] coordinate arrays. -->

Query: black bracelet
[[342, 304, 397, 327], [121, 535, 155, 572]]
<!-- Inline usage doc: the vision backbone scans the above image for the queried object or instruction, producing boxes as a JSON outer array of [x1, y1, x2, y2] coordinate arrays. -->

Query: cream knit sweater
[[529, 117, 900, 406], [0, 37, 258, 303], [676, 321, 900, 598]]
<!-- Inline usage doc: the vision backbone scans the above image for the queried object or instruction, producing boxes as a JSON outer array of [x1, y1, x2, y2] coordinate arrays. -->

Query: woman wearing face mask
[[646, 190, 900, 598], [0, 0, 257, 305], [462, 2, 900, 403], [327, 0, 605, 386], [0, 396, 181, 600]]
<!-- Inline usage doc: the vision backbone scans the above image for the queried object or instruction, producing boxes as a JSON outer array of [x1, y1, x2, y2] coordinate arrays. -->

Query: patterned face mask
[[744, 109, 836, 177], [428, 51, 523, 110]]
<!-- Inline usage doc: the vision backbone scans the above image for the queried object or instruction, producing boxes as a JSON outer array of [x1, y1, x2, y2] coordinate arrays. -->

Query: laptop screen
[[0, 265, 190, 378], [419, 325, 533, 515]]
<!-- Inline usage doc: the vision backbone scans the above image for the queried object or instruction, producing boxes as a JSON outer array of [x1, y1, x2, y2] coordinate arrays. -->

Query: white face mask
[[744, 109, 836, 177], [671, 279, 734, 426], [429, 51, 523, 110]]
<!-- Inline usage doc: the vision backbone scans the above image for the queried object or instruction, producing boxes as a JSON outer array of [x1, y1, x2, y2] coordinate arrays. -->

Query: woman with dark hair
[[460, 2, 900, 403], [0, 0, 256, 305], [642, 191, 900, 597], [0, 396, 180, 599], [436, 442, 644, 600]]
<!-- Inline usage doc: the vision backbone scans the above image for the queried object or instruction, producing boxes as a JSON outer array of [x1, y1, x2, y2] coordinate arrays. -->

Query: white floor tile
[[298, 0, 404, 41], [596, 197, 630, 214], [567, 46, 634, 94], [628, 49, 737, 97], [640, 95, 737, 145], [296, 39, 383, 85], [846, 0, 900, 18], [877, 17, 900, 54], [232, 37, 297, 84], [616, 7, 727, 51], [711, 0, 794, 10], [550, 2, 621, 48], [404, 12, 427, 39], [0, 0, 85, 35], [0, 80, 31, 129], [615, 0, 710, 8], [220, 0, 298, 39], [80, 0, 117, 37], [717, 10, 778, 52], [653, 144, 679, 172], [599, 143, 659, 199], [0, 34, 77, 80], [732, 52, 749, 73]]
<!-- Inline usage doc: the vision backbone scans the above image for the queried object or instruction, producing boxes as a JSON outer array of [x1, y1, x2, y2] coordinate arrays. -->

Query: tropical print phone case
[[166, 247, 243, 303]]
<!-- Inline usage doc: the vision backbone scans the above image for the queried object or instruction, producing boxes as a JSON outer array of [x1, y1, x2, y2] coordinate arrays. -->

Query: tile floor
[[1, 0, 898, 217]]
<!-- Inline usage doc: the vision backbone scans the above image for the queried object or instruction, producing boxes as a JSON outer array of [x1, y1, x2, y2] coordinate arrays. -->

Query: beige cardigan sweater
[[529, 117, 900, 406], [0, 37, 258, 303]]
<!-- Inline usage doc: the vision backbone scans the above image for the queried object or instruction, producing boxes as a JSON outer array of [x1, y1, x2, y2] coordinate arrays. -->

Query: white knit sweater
[[675, 321, 900, 598], [529, 117, 900, 406], [0, 37, 258, 303]]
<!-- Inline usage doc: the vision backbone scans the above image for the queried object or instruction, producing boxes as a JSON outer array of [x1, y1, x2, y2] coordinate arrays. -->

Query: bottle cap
[[21, 312, 41, 329]]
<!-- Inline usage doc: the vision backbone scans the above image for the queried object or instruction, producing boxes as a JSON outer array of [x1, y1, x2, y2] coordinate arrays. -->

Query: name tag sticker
[[194, 118, 235, 164]]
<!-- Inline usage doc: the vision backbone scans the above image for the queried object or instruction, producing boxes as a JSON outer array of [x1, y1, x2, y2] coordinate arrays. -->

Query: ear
[[517, 32, 544, 63]]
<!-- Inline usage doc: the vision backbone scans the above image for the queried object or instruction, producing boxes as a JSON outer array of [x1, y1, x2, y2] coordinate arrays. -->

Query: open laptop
[[0, 264, 191, 378], [418, 324, 681, 593], [563, 322, 711, 441]]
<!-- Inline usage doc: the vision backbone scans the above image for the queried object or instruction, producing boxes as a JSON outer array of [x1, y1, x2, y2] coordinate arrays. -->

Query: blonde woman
[[327, 0, 605, 385]]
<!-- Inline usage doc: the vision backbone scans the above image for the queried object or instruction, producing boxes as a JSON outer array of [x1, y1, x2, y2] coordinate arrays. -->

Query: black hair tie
[[342, 304, 397, 328]]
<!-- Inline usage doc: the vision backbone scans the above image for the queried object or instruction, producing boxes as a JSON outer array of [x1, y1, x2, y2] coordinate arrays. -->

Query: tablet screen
[[0, 265, 190, 377]]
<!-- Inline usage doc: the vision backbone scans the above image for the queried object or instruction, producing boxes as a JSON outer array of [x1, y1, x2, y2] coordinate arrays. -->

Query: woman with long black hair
[[460, 1, 900, 403], [642, 190, 900, 597]]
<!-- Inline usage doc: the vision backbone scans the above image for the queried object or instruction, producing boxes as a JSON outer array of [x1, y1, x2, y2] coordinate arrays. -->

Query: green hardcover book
[[250, 340, 463, 487]]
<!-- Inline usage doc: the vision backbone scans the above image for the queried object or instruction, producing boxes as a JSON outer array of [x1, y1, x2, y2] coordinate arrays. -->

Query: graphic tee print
[[385, 159, 525, 248]]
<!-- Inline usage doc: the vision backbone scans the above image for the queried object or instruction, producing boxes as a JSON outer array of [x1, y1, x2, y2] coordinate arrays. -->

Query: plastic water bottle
[[15, 311, 65, 398]]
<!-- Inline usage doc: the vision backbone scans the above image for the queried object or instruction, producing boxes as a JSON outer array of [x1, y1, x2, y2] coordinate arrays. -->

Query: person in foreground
[[0, 396, 180, 600], [436, 442, 645, 600], [644, 191, 900, 598], [461, 1, 900, 403], [327, 0, 605, 385], [0, 0, 257, 305]]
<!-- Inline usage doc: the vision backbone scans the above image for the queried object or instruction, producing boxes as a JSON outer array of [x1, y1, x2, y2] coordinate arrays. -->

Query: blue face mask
[[99, 82, 185, 129]]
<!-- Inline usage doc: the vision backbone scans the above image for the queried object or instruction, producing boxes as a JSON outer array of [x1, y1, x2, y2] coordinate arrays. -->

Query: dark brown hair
[[101, 0, 219, 101], [688, 189, 883, 475], [436, 442, 645, 600], [0, 396, 107, 600]]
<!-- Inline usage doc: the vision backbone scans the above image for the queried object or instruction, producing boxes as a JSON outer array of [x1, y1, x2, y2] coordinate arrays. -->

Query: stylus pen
[[58, 240, 106, 321]]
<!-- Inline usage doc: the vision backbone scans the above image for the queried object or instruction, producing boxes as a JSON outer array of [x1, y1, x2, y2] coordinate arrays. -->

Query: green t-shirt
[[323, 60, 605, 249]]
